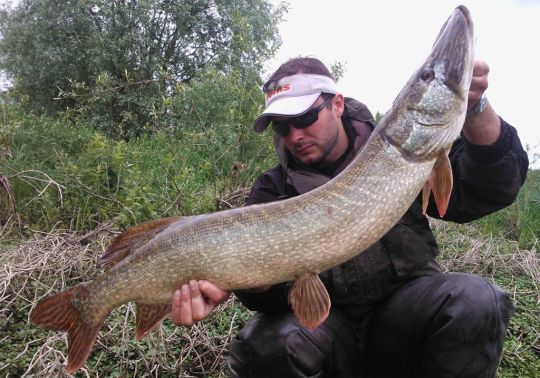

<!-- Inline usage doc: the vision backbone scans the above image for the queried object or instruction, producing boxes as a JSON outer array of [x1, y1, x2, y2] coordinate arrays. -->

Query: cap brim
[[253, 93, 320, 132]]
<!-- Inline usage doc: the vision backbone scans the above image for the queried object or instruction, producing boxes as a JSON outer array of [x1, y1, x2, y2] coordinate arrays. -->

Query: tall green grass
[[475, 169, 539, 250]]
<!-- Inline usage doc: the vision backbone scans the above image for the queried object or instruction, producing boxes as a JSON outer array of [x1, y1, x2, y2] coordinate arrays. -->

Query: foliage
[[475, 169, 540, 250], [0, 0, 286, 137], [0, 67, 276, 234], [330, 61, 346, 82]]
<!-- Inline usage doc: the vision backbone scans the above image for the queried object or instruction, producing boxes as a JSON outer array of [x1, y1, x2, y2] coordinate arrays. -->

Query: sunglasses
[[271, 96, 333, 137]]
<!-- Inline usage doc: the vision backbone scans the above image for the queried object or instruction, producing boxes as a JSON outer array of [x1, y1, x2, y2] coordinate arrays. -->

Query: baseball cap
[[253, 74, 339, 132]]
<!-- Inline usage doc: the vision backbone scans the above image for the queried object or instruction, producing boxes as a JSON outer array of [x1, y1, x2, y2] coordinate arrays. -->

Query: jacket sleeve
[[235, 166, 294, 312], [427, 118, 529, 223]]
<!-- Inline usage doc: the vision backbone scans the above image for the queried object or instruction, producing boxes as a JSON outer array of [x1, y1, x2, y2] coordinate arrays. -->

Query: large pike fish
[[31, 5, 475, 372]]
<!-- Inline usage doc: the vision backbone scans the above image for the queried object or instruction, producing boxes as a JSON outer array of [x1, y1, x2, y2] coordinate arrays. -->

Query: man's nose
[[285, 125, 305, 142]]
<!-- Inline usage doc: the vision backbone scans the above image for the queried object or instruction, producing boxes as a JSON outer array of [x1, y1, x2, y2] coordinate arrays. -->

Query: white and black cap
[[253, 74, 339, 132]]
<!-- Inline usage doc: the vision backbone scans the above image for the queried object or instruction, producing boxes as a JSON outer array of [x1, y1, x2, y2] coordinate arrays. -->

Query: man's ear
[[333, 93, 345, 117]]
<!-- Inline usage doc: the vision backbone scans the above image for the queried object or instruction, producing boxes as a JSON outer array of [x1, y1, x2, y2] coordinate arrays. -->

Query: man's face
[[273, 95, 346, 166]]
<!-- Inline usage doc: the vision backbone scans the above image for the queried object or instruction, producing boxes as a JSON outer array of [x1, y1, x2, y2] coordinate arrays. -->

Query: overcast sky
[[266, 0, 540, 167]]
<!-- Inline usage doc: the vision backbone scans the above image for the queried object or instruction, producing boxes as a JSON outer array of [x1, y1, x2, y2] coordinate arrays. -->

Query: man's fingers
[[171, 284, 194, 327], [198, 280, 231, 303], [171, 287, 183, 325], [468, 61, 490, 110], [171, 280, 229, 327], [189, 280, 209, 321], [472, 60, 489, 77], [180, 284, 194, 326]]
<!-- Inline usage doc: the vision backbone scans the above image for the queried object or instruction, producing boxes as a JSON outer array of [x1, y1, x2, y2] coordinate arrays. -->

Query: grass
[[475, 169, 540, 251], [0, 112, 275, 235]]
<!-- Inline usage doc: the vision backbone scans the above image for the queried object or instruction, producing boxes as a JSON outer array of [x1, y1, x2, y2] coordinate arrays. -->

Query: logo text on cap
[[265, 84, 290, 101]]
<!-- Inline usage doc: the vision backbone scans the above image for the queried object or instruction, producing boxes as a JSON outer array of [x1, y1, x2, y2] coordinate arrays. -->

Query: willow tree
[[0, 0, 285, 137]]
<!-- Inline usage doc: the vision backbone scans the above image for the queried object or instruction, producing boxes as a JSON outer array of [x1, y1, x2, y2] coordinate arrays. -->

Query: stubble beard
[[295, 118, 340, 166]]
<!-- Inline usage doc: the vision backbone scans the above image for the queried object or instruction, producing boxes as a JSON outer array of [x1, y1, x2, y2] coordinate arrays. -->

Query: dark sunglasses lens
[[292, 111, 317, 129], [272, 110, 318, 137], [272, 121, 290, 137], [271, 96, 331, 136]]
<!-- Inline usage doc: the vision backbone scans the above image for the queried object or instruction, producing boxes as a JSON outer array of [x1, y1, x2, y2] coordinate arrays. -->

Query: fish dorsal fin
[[99, 216, 183, 269], [288, 273, 331, 330], [422, 151, 453, 217]]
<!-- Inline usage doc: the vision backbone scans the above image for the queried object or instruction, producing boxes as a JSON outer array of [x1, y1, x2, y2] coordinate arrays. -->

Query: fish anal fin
[[99, 216, 183, 269], [429, 152, 453, 218], [135, 303, 171, 341], [288, 273, 331, 330], [30, 283, 107, 373]]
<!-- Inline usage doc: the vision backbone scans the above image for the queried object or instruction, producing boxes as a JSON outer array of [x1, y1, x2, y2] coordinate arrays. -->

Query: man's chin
[[296, 154, 322, 166]]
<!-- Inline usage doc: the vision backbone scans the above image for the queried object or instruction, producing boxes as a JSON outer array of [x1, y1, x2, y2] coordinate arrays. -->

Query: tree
[[0, 0, 285, 137]]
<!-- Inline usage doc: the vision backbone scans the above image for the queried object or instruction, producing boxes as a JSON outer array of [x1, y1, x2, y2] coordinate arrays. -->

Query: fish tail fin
[[30, 283, 106, 372], [135, 303, 171, 340]]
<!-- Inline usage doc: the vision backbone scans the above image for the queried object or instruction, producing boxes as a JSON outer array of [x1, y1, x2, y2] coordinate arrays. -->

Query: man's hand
[[467, 60, 489, 111], [463, 60, 501, 145], [171, 280, 230, 327]]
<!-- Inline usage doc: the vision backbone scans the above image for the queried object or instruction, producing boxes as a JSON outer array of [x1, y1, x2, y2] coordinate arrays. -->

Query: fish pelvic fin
[[288, 273, 331, 330], [135, 303, 171, 341], [99, 216, 183, 269], [30, 283, 106, 373], [422, 151, 453, 217]]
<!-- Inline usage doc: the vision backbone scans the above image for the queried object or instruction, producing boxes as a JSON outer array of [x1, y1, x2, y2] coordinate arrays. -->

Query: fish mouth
[[430, 5, 475, 97]]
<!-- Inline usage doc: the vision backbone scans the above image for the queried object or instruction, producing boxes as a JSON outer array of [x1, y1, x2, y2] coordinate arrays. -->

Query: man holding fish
[[30, 6, 530, 377], [173, 50, 528, 378]]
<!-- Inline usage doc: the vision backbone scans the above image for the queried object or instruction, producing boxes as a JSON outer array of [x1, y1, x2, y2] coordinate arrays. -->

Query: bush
[[0, 68, 276, 234]]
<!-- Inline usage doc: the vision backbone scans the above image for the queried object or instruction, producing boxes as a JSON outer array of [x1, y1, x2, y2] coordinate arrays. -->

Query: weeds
[[0, 70, 276, 237]]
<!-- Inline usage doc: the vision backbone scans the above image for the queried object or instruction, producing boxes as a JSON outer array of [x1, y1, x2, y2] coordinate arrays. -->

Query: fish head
[[382, 5, 475, 160]]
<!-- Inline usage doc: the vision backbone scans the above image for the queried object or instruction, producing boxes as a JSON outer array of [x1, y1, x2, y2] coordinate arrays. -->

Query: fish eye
[[420, 69, 435, 82]]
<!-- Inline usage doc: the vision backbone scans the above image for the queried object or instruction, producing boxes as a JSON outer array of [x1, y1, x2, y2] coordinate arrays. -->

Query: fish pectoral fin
[[427, 151, 453, 218], [99, 216, 184, 269], [288, 273, 331, 330], [135, 303, 171, 341]]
